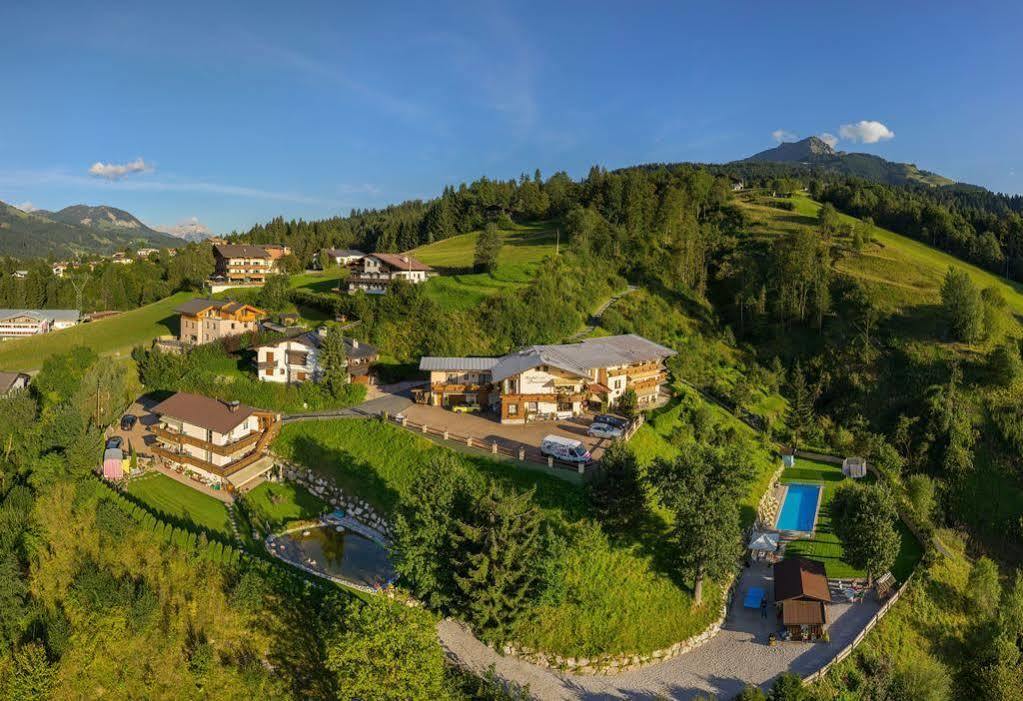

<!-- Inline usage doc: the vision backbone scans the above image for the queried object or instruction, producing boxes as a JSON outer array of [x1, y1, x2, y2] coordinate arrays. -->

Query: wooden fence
[[801, 570, 916, 685]]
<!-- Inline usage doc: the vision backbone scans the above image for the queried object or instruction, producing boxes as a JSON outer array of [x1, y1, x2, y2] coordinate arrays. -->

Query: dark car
[[594, 413, 629, 429], [105, 436, 123, 450], [120, 414, 138, 431]]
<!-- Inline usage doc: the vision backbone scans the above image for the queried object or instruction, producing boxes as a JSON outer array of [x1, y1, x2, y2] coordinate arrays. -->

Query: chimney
[[228, 400, 240, 413]]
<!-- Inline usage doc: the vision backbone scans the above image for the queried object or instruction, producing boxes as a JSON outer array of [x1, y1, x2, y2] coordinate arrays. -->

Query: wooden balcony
[[152, 419, 279, 479], [431, 383, 490, 393], [629, 376, 665, 394], [152, 424, 262, 456]]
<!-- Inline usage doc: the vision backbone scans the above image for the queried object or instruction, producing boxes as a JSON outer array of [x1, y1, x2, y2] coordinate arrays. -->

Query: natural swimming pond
[[775, 483, 822, 533], [276, 526, 395, 588]]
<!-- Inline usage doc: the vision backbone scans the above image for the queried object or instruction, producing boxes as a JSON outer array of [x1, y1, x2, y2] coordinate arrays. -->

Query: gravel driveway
[[439, 562, 881, 700]]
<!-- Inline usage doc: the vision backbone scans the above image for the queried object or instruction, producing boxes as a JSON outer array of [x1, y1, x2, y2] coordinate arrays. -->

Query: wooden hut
[[773, 557, 832, 641]]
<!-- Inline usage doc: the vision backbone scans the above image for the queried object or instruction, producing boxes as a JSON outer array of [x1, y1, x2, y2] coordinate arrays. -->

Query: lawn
[[126, 472, 232, 535], [409, 221, 558, 310], [0, 291, 197, 371], [780, 458, 922, 581], [244, 481, 328, 531], [272, 418, 727, 657]]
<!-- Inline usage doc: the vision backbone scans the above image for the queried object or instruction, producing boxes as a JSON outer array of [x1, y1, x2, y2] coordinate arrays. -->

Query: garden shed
[[842, 456, 867, 479]]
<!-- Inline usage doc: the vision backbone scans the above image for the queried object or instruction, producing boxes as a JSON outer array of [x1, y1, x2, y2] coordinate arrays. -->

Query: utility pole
[[555, 228, 560, 256]]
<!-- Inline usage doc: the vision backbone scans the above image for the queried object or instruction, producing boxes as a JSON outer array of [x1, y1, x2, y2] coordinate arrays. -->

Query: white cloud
[[15, 201, 38, 212], [838, 120, 895, 144], [155, 216, 213, 239], [772, 129, 798, 143], [88, 157, 153, 180], [819, 133, 839, 148]]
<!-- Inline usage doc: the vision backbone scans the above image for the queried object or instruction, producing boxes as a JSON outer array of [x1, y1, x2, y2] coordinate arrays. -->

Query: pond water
[[277, 526, 395, 587]]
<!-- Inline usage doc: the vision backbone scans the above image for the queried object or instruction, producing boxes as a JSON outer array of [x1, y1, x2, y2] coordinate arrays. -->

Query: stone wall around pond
[[281, 464, 392, 538]]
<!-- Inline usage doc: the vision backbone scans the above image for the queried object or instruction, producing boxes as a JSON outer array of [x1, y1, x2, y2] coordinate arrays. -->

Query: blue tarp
[[744, 586, 766, 609]]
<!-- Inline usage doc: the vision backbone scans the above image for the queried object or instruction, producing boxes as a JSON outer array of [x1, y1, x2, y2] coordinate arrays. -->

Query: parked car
[[587, 422, 623, 439], [452, 404, 480, 414], [594, 413, 629, 429], [120, 414, 137, 431], [105, 436, 123, 450], [540, 435, 591, 464]]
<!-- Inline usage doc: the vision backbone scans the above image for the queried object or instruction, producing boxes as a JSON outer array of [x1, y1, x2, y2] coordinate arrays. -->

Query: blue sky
[[2, 1, 1021, 235]]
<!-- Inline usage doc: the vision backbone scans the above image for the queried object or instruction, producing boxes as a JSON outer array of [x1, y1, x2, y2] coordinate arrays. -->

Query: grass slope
[[409, 221, 558, 310], [0, 291, 196, 371], [273, 418, 725, 657], [244, 481, 328, 531], [126, 472, 232, 535]]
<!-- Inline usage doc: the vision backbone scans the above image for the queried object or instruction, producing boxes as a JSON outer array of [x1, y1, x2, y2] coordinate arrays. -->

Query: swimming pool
[[775, 483, 822, 533]]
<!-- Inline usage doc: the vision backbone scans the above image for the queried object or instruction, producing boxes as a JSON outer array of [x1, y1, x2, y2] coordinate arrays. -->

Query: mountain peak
[[746, 136, 837, 164]]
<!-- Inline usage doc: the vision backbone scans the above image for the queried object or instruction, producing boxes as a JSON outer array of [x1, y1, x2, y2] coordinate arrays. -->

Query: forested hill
[[738, 136, 955, 187], [0, 200, 181, 258]]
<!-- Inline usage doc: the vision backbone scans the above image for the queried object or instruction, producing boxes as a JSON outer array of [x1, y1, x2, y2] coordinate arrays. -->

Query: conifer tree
[[318, 324, 348, 397]]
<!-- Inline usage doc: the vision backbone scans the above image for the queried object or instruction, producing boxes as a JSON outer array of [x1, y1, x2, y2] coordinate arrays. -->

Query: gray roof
[[491, 334, 675, 383], [325, 248, 365, 258], [0, 309, 80, 323], [419, 357, 500, 372], [262, 329, 378, 360], [213, 244, 270, 259], [0, 371, 28, 393]]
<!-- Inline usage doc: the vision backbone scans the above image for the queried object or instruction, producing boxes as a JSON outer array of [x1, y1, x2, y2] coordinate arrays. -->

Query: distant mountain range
[[0, 202, 185, 259], [740, 136, 958, 188]]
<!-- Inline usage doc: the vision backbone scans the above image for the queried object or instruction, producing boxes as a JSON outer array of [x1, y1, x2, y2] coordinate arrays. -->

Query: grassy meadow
[[409, 221, 558, 310], [0, 291, 198, 372], [244, 481, 328, 531]]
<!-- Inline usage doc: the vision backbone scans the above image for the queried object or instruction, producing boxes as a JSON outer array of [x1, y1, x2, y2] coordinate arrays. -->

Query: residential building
[[320, 248, 365, 268], [0, 371, 29, 394], [0, 309, 81, 339], [347, 253, 434, 294], [418, 334, 675, 423], [212, 244, 273, 284], [256, 328, 379, 384], [111, 252, 133, 264], [52, 262, 68, 277], [773, 557, 832, 642], [262, 243, 292, 262], [150, 392, 280, 490], [136, 247, 159, 258], [12, 270, 27, 279], [175, 298, 266, 345]]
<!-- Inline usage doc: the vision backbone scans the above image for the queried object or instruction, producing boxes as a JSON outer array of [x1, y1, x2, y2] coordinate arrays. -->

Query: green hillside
[[409, 221, 558, 310], [0, 291, 196, 371]]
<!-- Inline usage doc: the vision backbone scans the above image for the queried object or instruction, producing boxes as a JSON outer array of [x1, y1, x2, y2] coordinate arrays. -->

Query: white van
[[540, 435, 591, 464]]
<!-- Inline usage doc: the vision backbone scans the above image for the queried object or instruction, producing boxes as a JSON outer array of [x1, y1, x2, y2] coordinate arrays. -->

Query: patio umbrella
[[748, 531, 780, 553]]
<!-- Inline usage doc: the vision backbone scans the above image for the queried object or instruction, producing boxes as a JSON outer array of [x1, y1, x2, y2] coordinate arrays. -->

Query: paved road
[[281, 381, 415, 422], [439, 562, 881, 701]]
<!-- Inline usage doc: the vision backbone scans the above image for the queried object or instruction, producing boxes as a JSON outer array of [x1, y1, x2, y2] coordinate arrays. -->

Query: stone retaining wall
[[756, 460, 786, 528], [500, 575, 735, 675], [282, 464, 392, 537]]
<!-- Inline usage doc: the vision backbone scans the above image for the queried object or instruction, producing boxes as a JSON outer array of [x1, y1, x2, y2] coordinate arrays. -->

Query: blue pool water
[[776, 483, 821, 532]]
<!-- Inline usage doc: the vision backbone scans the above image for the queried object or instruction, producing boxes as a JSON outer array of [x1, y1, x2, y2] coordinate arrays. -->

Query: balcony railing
[[152, 424, 262, 456]]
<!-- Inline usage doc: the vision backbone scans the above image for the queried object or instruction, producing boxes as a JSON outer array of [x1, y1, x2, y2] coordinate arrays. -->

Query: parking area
[[398, 402, 614, 462], [106, 396, 161, 456]]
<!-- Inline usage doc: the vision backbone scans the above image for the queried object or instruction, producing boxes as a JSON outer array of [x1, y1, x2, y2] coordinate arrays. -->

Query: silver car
[[587, 422, 623, 439]]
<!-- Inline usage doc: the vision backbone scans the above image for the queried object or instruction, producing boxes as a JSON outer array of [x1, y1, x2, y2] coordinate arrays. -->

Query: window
[[264, 369, 273, 377], [507, 403, 518, 416]]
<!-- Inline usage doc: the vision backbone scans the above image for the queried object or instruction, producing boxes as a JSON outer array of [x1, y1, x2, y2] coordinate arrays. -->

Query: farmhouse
[[0, 309, 81, 339], [418, 334, 675, 423], [773, 556, 832, 642], [320, 248, 365, 267], [175, 298, 266, 346], [150, 392, 280, 491], [212, 244, 273, 285], [347, 253, 434, 294], [256, 328, 379, 384]]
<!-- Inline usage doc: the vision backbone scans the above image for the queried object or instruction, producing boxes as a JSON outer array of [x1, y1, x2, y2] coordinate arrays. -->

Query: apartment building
[[347, 253, 434, 294], [175, 298, 266, 345], [0, 309, 81, 339], [150, 392, 280, 490], [212, 244, 273, 284], [256, 328, 379, 384], [418, 334, 675, 423]]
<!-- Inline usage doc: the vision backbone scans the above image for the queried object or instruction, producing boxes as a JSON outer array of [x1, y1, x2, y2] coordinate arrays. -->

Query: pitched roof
[[0, 371, 28, 393], [174, 298, 265, 317], [260, 330, 378, 360], [773, 557, 832, 603], [782, 600, 828, 626], [489, 334, 676, 383], [213, 244, 270, 259], [325, 248, 365, 258], [369, 252, 433, 272], [0, 309, 80, 323], [419, 357, 500, 372], [152, 392, 257, 434]]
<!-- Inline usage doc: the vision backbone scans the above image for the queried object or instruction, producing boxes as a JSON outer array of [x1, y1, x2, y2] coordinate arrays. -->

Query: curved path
[[438, 563, 881, 700]]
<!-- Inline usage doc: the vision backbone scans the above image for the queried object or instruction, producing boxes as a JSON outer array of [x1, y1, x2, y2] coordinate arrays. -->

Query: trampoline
[[743, 586, 766, 609]]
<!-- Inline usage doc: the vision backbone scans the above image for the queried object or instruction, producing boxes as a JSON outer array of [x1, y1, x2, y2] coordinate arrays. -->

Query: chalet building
[[175, 298, 266, 346], [0, 371, 29, 395], [262, 243, 292, 262], [212, 244, 273, 284], [320, 248, 365, 268], [256, 328, 379, 385], [347, 253, 434, 294], [773, 557, 832, 642], [0, 309, 81, 339], [418, 334, 675, 423], [150, 392, 280, 491]]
